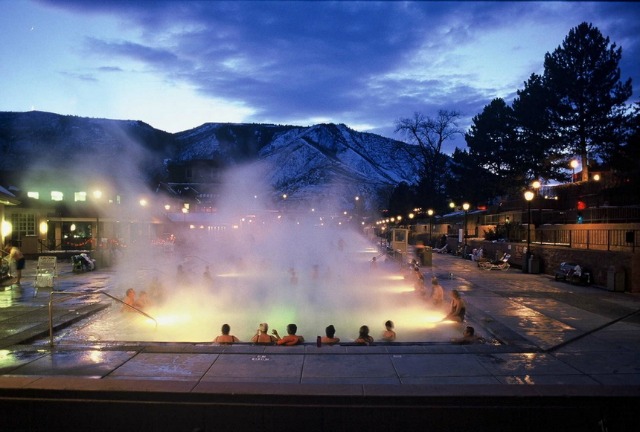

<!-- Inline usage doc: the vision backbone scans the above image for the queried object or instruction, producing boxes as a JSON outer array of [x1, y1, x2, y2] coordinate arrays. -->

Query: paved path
[[1, 253, 639, 431]]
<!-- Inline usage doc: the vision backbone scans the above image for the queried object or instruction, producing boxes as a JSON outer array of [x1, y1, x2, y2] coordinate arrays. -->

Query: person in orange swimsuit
[[214, 323, 240, 344], [321, 324, 340, 345], [251, 322, 277, 344], [355, 325, 374, 345], [381, 320, 396, 342], [273, 323, 304, 346]]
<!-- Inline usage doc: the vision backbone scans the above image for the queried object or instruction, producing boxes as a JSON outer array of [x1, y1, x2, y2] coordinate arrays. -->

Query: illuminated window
[[11, 213, 36, 236], [27, 191, 40, 199], [51, 191, 63, 201], [74, 192, 87, 202]]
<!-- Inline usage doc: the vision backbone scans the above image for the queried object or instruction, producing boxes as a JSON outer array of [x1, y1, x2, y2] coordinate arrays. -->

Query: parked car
[[554, 262, 592, 285]]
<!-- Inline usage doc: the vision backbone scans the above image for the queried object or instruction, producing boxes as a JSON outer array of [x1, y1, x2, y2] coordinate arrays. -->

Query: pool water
[[54, 254, 467, 345]]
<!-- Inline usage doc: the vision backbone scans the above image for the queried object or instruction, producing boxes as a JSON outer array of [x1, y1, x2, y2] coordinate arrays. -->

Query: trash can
[[94, 249, 111, 269], [421, 246, 432, 267], [528, 255, 540, 274], [522, 254, 530, 273], [607, 266, 625, 292]]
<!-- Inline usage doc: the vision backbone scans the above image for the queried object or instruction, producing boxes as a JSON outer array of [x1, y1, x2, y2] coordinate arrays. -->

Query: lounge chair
[[478, 253, 511, 271], [433, 244, 449, 254]]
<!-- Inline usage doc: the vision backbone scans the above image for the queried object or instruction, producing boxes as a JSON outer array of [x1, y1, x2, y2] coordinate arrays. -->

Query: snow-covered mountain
[[0, 111, 420, 210], [173, 122, 420, 210]]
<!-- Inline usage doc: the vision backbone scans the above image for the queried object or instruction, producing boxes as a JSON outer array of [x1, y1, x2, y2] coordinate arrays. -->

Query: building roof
[[0, 185, 20, 205]]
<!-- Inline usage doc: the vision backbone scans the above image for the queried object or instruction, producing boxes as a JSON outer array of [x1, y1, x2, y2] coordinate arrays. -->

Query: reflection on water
[[58, 251, 463, 344], [60, 268, 457, 344], [52, 221, 483, 345]]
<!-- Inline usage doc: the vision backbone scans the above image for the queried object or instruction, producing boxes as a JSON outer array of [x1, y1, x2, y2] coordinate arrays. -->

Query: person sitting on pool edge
[[442, 289, 466, 322], [214, 323, 240, 344], [272, 323, 304, 346], [321, 324, 340, 345], [251, 322, 277, 345]]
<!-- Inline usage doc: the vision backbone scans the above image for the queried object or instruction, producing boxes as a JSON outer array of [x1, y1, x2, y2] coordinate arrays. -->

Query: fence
[[534, 228, 638, 252]]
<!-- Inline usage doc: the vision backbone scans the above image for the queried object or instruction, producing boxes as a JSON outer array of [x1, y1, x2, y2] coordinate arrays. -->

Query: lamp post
[[532, 180, 541, 226], [524, 190, 534, 273], [182, 206, 189, 226], [462, 203, 470, 257], [92, 190, 103, 253], [427, 209, 434, 246], [570, 160, 578, 183]]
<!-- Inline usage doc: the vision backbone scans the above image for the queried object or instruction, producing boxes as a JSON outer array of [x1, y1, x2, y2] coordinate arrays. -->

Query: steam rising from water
[[73, 162, 458, 343]]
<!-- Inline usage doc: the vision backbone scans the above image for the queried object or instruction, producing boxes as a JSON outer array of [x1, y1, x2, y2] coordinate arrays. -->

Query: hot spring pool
[[49, 221, 488, 346]]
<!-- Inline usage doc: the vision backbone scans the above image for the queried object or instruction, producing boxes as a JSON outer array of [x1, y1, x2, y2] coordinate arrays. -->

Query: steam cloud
[[72, 159, 456, 344]]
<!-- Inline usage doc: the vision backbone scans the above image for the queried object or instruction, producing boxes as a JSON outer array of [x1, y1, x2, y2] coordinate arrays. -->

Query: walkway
[[0, 254, 639, 431]]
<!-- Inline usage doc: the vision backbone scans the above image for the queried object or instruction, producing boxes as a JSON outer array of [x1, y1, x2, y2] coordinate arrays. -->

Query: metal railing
[[48, 291, 157, 347], [534, 228, 638, 252]]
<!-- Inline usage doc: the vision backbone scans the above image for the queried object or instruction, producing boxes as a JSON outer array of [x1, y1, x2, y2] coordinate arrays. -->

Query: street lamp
[[532, 180, 541, 192], [93, 190, 103, 252], [570, 160, 578, 183], [427, 209, 434, 246], [462, 203, 470, 254], [524, 190, 534, 272], [532, 180, 541, 226]]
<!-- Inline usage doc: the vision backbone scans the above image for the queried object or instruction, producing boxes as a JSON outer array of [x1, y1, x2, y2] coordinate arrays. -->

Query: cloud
[[29, 1, 640, 150]]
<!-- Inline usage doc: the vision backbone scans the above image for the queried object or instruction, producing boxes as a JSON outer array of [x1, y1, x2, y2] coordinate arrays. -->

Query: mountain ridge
[[0, 111, 420, 210]]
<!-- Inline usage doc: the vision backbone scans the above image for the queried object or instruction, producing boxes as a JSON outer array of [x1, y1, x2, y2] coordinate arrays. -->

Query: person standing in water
[[273, 323, 305, 346], [214, 323, 240, 344], [431, 276, 444, 306], [321, 324, 340, 345], [251, 322, 277, 344], [381, 320, 396, 342], [355, 325, 374, 345]]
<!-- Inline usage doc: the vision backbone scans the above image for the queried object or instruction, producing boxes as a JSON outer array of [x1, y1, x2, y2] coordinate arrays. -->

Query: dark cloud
[[97, 66, 124, 73], [60, 71, 98, 82], [36, 1, 640, 148], [86, 37, 185, 70]]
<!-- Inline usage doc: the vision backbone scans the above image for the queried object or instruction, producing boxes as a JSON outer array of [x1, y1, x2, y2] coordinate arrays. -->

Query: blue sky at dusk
[[1, 1, 639, 154]]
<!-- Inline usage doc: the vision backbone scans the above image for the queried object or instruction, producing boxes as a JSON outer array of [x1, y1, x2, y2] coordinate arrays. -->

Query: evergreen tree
[[543, 22, 633, 181], [512, 73, 565, 183], [464, 98, 522, 197], [447, 147, 497, 207]]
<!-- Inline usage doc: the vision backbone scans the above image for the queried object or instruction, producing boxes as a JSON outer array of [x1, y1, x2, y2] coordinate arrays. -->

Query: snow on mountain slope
[[1, 112, 422, 210]]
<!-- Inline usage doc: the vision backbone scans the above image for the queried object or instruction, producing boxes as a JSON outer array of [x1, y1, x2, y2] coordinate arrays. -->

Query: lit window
[[27, 191, 40, 199], [75, 192, 87, 202], [51, 191, 63, 201]]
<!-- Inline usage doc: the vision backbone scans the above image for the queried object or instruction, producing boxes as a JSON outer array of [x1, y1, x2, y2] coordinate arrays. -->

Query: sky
[[1, 1, 639, 154]]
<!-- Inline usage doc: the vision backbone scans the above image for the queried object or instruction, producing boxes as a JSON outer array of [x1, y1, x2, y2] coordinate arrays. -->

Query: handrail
[[48, 290, 158, 347]]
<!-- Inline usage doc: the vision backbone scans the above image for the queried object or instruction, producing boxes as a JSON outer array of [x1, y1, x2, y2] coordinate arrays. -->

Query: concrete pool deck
[[1, 253, 639, 431]]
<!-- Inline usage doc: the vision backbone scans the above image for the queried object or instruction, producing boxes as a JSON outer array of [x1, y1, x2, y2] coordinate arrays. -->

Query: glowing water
[[65, 228, 461, 344], [59, 163, 464, 344]]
